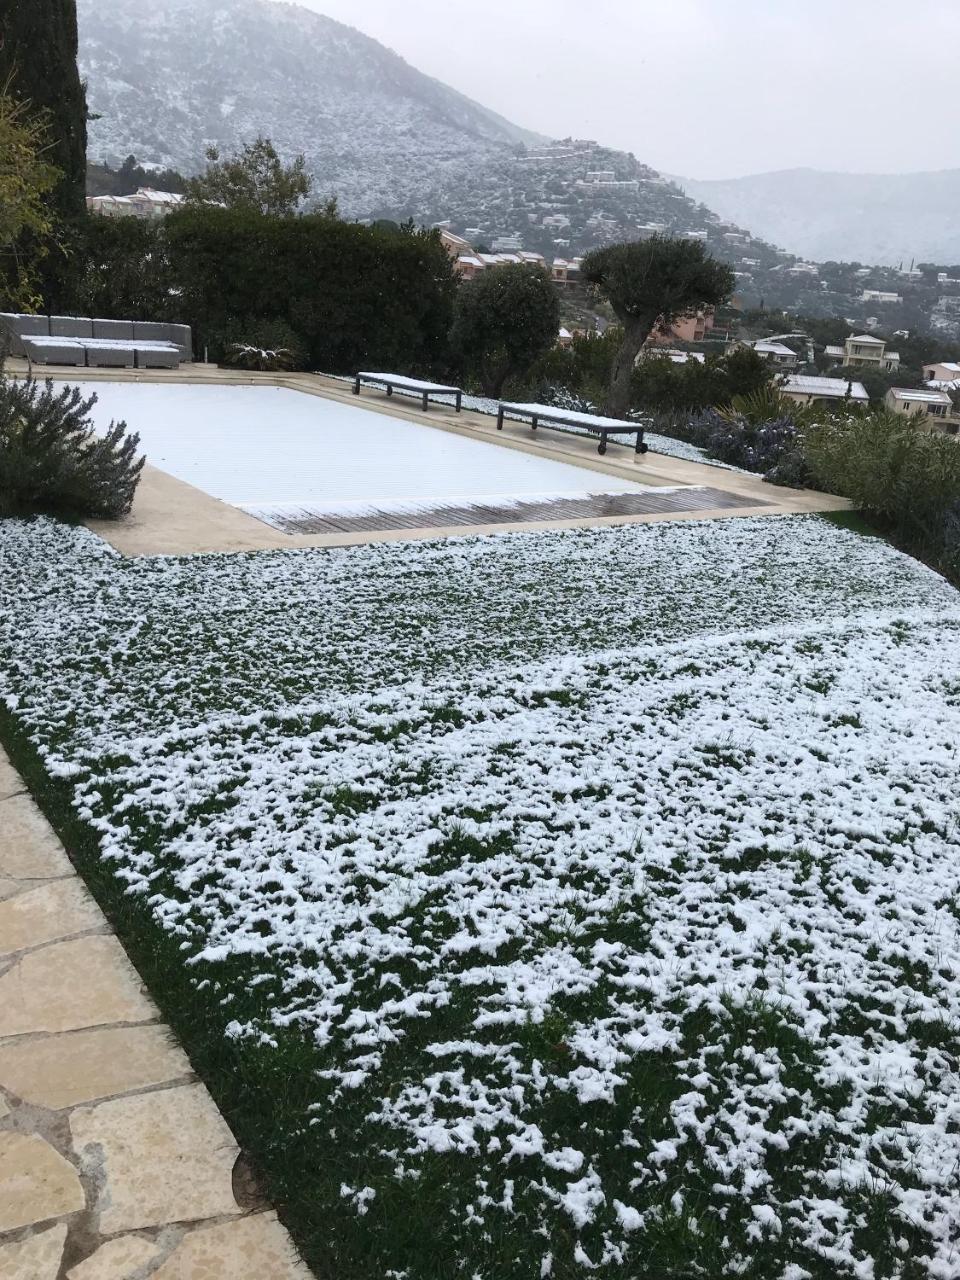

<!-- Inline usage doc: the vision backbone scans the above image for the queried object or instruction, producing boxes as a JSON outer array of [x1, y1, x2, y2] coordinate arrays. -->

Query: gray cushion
[[134, 321, 192, 360], [83, 341, 135, 368], [134, 344, 181, 369], [92, 318, 136, 341], [22, 337, 85, 366], [50, 315, 94, 339]]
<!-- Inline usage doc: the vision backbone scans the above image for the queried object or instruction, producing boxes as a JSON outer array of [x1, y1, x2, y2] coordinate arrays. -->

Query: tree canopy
[[0, 90, 62, 313], [450, 263, 560, 398], [581, 237, 734, 416], [185, 137, 316, 217], [0, 0, 87, 225]]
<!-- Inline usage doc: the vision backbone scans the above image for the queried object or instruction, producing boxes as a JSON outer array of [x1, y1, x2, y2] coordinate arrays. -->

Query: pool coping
[[5, 361, 851, 556]]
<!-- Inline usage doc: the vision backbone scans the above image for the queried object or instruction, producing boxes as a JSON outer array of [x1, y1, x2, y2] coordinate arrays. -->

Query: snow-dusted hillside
[[77, 0, 793, 291], [78, 0, 541, 215], [679, 167, 960, 267]]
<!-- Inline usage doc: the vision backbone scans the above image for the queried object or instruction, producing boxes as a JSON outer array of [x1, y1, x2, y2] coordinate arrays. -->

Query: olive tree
[[186, 136, 315, 218], [581, 237, 734, 417], [450, 263, 560, 398]]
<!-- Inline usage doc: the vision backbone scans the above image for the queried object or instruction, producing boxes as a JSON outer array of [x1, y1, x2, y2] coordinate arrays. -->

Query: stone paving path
[[0, 747, 313, 1279]]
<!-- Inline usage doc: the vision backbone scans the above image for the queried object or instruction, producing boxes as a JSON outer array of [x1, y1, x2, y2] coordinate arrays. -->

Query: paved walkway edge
[[0, 746, 313, 1279]]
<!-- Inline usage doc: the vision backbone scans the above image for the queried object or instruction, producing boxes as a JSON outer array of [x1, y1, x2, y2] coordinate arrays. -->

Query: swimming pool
[[77, 382, 652, 529]]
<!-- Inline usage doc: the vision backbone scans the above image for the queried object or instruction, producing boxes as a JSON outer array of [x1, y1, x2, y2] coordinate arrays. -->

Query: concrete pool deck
[[6, 361, 851, 556]]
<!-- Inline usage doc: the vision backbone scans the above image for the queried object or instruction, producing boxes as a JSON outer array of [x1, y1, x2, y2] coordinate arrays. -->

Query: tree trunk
[[604, 322, 649, 418]]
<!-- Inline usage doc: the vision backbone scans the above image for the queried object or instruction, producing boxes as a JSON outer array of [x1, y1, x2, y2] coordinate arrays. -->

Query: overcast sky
[[273, 0, 960, 179]]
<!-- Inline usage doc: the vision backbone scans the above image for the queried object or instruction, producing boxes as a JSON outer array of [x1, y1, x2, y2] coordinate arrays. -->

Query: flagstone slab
[[66, 1233, 166, 1280], [0, 1223, 68, 1280], [0, 876, 25, 901], [0, 1024, 192, 1110], [0, 935, 154, 1039], [69, 1083, 242, 1233], [0, 1132, 84, 1231], [0, 878, 103, 958], [0, 793, 73, 882], [150, 1212, 312, 1280], [0, 754, 25, 802]]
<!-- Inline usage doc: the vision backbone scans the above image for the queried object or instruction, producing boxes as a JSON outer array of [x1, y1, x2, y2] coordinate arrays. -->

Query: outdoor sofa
[[0, 312, 192, 369]]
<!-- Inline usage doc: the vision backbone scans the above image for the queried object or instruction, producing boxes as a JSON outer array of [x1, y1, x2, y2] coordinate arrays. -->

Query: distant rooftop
[[783, 375, 869, 401], [890, 388, 953, 404]]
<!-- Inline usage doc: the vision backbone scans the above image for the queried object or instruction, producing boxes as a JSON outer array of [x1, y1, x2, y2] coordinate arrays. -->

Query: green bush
[[450, 263, 559, 397], [0, 375, 144, 519], [805, 410, 960, 559]]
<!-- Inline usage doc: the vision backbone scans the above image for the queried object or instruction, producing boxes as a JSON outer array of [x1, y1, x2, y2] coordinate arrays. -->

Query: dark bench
[[354, 372, 463, 413], [497, 402, 649, 456]]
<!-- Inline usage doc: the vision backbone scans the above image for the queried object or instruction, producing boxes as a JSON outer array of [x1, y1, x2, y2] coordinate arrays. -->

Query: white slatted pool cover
[[77, 383, 652, 527]]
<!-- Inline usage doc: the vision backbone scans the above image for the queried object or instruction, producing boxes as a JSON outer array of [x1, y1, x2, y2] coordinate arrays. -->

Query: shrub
[[805, 411, 960, 550], [163, 205, 457, 375], [224, 343, 296, 373], [688, 407, 811, 485], [450, 264, 559, 398], [0, 375, 144, 519], [217, 320, 307, 372]]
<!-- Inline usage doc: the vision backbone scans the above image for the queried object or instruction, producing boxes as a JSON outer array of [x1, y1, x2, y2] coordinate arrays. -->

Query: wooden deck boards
[[248, 486, 770, 535]]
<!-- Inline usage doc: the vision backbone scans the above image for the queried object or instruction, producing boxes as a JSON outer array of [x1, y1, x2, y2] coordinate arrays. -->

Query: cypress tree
[[0, 0, 88, 223]]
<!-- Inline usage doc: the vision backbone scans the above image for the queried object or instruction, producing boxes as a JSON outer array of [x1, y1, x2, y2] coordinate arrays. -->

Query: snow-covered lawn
[[2, 515, 960, 1279]]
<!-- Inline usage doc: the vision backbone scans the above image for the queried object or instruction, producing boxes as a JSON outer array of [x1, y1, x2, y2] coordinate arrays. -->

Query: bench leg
[[531, 417, 538, 431], [497, 408, 504, 430], [455, 391, 462, 413], [422, 392, 429, 412], [598, 434, 607, 456], [386, 384, 393, 397], [353, 375, 361, 395]]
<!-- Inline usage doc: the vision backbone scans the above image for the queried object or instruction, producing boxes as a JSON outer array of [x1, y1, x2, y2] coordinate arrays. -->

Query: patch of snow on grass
[[1, 515, 960, 1277]]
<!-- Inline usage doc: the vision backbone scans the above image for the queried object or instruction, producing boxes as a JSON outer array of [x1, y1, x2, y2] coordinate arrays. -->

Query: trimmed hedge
[[163, 207, 458, 374]]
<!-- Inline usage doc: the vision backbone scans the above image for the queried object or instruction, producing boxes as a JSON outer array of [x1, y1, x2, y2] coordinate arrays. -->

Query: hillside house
[[824, 335, 900, 371], [860, 290, 903, 304], [885, 387, 957, 432], [439, 229, 475, 259], [637, 347, 706, 366], [551, 259, 582, 285], [781, 375, 869, 407], [749, 340, 799, 369], [923, 361, 960, 384], [648, 308, 715, 346], [454, 255, 484, 280], [86, 188, 185, 219]]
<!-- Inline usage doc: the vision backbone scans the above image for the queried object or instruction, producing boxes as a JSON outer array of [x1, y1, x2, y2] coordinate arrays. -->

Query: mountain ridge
[[78, 0, 544, 214], [677, 167, 960, 267]]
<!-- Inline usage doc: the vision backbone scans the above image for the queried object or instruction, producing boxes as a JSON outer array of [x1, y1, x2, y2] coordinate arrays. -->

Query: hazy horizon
[[265, 0, 960, 180]]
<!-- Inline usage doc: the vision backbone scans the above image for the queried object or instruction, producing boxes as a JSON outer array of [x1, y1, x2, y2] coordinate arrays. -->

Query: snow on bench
[[354, 372, 463, 412], [497, 402, 650, 456]]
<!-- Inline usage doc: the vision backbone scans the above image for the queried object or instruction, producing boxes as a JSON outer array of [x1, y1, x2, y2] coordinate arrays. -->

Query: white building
[[885, 387, 957, 430], [749, 340, 799, 368], [86, 188, 186, 220], [781, 375, 869, 407], [923, 360, 960, 385], [824, 334, 900, 371]]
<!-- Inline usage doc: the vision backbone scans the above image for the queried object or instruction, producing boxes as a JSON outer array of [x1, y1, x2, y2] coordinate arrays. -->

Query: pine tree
[[0, 0, 88, 223]]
